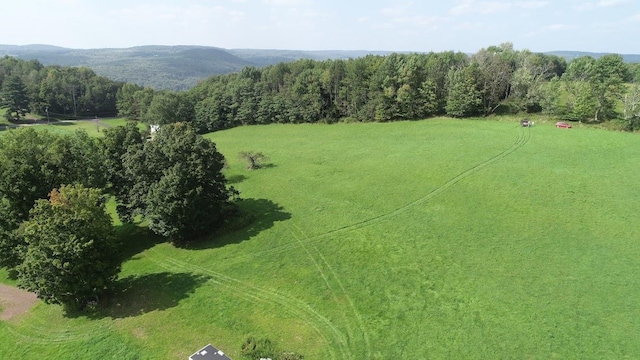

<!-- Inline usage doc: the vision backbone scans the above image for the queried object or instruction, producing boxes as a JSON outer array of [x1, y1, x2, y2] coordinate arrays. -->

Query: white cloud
[[379, 2, 448, 29], [515, 1, 549, 9], [449, 1, 514, 15], [479, 1, 513, 14], [543, 23, 579, 31], [380, 1, 415, 17], [115, 4, 246, 26], [450, 0, 474, 15], [262, 0, 308, 6], [572, 2, 597, 11], [598, 0, 629, 6]]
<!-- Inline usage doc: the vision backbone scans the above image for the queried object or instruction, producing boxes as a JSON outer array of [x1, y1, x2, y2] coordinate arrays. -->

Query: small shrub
[[240, 337, 303, 360], [278, 352, 304, 360], [239, 151, 269, 170], [241, 337, 278, 359]]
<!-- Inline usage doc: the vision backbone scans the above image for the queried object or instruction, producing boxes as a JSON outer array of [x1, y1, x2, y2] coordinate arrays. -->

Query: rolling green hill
[[2, 118, 640, 359], [0, 45, 395, 90], [1, 44, 638, 91]]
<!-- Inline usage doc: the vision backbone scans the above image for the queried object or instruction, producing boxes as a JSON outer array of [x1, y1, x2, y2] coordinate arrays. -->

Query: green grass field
[[1, 118, 640, 359], [0, 117, 143, 137]]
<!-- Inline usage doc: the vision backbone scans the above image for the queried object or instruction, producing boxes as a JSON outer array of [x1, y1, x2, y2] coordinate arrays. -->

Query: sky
[[1, 0, 639, 54]]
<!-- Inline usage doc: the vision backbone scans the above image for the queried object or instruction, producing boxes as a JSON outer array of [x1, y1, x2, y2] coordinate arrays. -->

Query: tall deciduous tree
[[472, 43, 516, 114], [445, 66, 482, 118], [589, 54, 627, 122], [0, 128, 106, 270], [548, 54, 628, 122], [623, 83, 640, 130], [17, 184, 120, 309], [121, 123, 237, 243], [509, 52, 566, 113], [116, 83, 155, 120], [142, 91, 195, 125], [99, 122, 146, 221]]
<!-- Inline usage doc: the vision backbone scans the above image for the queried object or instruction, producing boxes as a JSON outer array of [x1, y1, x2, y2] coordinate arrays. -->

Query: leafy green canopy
[[120, 122, 237, 243], [0, 128, 106, 270], [99, 121, 146, 220], [17, 184, 120, 309]]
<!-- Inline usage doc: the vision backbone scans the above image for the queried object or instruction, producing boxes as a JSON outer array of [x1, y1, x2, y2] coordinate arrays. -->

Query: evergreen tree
[[0, 74, 29, 121]]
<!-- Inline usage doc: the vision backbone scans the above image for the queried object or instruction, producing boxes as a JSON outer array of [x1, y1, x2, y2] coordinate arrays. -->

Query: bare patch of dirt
[[0, 284, 38, 321], [132, 327, 147, 339]]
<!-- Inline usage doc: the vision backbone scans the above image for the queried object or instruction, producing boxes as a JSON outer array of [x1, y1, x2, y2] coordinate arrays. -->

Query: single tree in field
[[16, 184, 120, 309], [239, 151, 269, 170], [0, 74, 29, 121]]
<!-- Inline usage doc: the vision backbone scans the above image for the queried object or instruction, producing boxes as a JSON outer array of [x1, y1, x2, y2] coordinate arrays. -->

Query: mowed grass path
[[2, 118, 640, 359]]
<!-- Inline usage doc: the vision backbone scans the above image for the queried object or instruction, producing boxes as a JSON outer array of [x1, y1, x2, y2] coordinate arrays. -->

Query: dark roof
[[189, 344, 232, 360]]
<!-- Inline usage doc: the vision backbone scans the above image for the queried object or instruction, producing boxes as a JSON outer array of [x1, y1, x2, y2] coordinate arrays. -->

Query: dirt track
[[0, 283, 38, 321]]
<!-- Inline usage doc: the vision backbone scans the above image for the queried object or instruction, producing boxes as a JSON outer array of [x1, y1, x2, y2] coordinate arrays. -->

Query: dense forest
[[2, 43, 640, 131], [0, 56, 121, 120]]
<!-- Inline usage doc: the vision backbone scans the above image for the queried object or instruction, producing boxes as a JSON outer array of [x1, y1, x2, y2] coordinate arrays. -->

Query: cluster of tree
[[0, 124, 236, 308], [0, 56, 122, 121], [2, 44, 638, 131], [0, 128, 112, 308], [101, 122, 238, 242], [540, 54, 631, 125], [113, 43, 639, 132]]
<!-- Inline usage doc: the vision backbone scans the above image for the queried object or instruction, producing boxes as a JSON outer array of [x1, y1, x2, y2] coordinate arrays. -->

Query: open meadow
[[1, 118, 640, 359]]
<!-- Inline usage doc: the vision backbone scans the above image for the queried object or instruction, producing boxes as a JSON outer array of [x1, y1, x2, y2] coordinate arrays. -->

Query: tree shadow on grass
[[114, 223, 165, 262], [47, 121, 75, 126], [181, 198, 291, 250], [70, 272, 210, 319], [226, 174, 247, 184]]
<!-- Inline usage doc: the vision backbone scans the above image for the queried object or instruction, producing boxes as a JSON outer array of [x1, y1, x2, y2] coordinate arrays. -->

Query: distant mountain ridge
[[1, 44, 638, 90], [546, 50, 640, 63]]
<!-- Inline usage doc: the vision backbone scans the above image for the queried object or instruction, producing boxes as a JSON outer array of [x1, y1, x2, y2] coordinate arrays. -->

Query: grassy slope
[[1, 118, 640, 359], [2, 118, 142, 137]]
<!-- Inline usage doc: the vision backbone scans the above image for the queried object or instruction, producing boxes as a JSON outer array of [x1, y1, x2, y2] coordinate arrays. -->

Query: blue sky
[[2, 0, 639, 53]]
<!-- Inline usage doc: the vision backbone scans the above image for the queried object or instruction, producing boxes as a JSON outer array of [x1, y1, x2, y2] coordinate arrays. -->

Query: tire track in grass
[[146, 247, 351, 360], [288, 227, 349, 331], [147, 252, 347, 360], [5, 317, 112, 345], [291, 223, 373, 359], [225, 125, 531, 261], [309, 124, 531, 242], [288, 226, 358, 358], [6, 126, 529, 352]]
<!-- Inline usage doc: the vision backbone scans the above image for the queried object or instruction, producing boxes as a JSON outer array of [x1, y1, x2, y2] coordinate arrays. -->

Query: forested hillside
[[115, 43, 640, 132], [2, 44, 638, 91], [0, 56, 122, 120], [0, 45, 395, 90], [2, 43, 639, 131]]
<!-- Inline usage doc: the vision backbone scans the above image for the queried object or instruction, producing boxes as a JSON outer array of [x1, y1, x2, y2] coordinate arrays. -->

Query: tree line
[[0, 56, 120, 121], [116, 43, 640, 132], [0, 123, 236, 309], [2, 43, 639, 129]]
